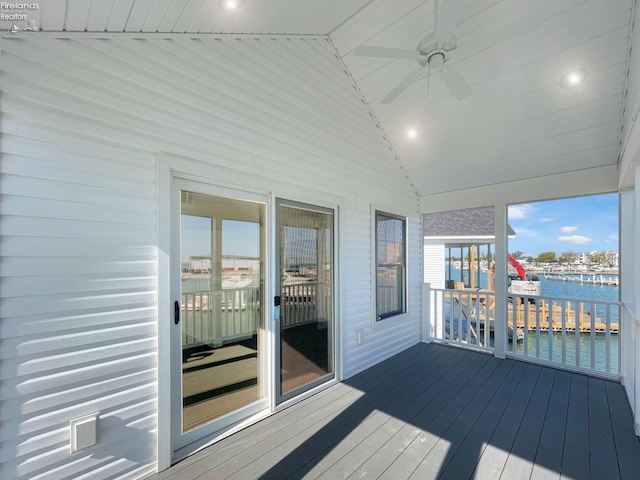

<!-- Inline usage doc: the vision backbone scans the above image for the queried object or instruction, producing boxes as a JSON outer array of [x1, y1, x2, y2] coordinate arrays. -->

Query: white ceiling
[[6, 0, 634, 196], [332, 0, 633, 195]]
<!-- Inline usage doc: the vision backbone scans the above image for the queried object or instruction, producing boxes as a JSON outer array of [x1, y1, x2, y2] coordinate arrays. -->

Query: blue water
[[183, 277, 211, 293], [445, 267, 620, 374], [446, 267, 619, 302], [534, 276, 618, 302]]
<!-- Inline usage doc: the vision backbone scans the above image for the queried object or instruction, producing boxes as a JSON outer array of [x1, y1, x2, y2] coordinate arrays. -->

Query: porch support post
[[212, 217, 223, 343], [422, 282, 432, 342], [622, 167, 640, 436], [634, 167, 640, 435], [494, 203, 508, 359]]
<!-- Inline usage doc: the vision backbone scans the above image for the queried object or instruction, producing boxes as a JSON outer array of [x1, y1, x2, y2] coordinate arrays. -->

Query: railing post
[[422, 282, 432, 343], [494, 203, 508, 359]]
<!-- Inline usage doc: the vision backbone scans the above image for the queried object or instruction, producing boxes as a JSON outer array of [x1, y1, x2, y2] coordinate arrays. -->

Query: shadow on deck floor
[[153, 342, 640, 480]]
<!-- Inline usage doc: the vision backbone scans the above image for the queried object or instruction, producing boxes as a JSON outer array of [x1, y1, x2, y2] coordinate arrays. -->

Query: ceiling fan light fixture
[[219, 0, 243, 11], [560, 69, 587, 88], [427, 51, 445, 71]]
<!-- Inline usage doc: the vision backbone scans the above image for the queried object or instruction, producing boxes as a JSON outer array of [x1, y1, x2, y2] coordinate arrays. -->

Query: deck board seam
[[345, 354, 502, 480], [149, 344, 640, 480], [471, 364, 543, 480], [289, 349, 487, 479], [604, 378, 624, 479], [435, 360, 529, 479], [238, 347, 469, 479], [398, 358, 517, 479], [341, 352, 496, 480], [204, 346, 455, 479], [162, 345, 441, 479]]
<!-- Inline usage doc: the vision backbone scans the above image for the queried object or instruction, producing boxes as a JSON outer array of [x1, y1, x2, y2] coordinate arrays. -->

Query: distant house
[[189, 256, 212, 272], [423, 206, 516, 289]]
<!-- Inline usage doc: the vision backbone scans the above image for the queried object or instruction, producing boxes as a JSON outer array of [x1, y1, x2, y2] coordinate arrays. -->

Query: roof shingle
[[423, 206, 516, 238]]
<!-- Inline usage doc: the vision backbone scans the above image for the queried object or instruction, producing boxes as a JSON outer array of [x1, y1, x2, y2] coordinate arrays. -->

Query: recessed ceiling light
[[219, 0, 243, 11], [407, 128, 420, 140], [559, 69, 587, 88]]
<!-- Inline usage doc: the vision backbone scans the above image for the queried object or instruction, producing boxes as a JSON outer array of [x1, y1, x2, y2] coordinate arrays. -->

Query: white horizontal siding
[[342, 206, 422, 379], [0, 35, 418, 478], [424, 242, 446, 289]]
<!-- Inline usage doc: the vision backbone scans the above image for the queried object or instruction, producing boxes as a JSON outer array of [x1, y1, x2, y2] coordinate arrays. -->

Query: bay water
[[446, 266, 620, 373]]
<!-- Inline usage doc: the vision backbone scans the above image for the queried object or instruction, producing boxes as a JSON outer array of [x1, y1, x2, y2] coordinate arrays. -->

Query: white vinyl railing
[[281, 282, 332, 329], [427, 287, 621, 376], [182, 283, 332, 347], [182, 288, 260, 348], [427, 288, 497, 353], [507, 293, 620, 375], [376, 264, 404, 319]]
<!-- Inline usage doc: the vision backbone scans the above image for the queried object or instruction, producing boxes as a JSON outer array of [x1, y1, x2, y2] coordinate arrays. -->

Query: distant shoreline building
[[186, 256, 260, 274]]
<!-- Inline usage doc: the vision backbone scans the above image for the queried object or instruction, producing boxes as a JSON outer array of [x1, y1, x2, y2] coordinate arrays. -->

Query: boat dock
[[446, 291, 619, 336], [543, 272, 619, 287], [509, 300, 618, 334]]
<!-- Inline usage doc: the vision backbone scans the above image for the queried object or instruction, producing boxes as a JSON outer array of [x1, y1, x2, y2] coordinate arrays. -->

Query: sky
[[181, 215, 260, 263], [507, 193, 619, 258], [181, 193, 619, 263]]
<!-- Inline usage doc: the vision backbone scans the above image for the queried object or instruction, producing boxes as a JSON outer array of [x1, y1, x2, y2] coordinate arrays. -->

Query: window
[[375, 211, 406, 320]]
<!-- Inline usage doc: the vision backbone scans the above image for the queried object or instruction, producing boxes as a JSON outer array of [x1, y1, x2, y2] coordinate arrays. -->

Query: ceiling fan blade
[[434, 0, 465, 47], [381, 68, 426, 104], [353, 45, 422, 60], [439, 64, 472, 100]]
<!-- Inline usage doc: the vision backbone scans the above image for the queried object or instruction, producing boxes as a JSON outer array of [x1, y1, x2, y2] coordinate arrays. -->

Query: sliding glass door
[[172, 180, 267, 451], [169, 185, 336, 454], [276, 200, 335, 403]]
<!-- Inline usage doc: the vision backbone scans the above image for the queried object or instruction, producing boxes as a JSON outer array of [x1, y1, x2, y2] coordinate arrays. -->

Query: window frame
[[374, 209, 408, 321]]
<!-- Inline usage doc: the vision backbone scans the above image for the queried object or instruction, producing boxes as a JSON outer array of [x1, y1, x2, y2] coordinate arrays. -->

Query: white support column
[[212, 217, 223, 343], [494, 203, 508, 359], [620, 188, 636, 428], [620, 190, 632, 379], [634, 167, 640, 435], [422, 282, 432, 342]]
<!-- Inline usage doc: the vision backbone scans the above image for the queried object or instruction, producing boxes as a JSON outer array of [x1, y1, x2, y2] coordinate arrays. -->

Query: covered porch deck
[[152, 343, 640, 480]]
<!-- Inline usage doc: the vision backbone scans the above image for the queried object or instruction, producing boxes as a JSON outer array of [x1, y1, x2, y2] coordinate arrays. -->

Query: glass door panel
[[277, 201, 334, 402], [179, 191, 265, 433]]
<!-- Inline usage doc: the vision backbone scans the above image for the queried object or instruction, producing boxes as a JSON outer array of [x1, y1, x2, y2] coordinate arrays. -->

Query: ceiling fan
[[354, 0, 470, 103], [353, 0, 540, 104]]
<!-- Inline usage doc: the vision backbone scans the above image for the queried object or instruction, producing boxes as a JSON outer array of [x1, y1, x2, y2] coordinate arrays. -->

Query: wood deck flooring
[[182, 342, 259, 432], [154, 343, 640, 480]]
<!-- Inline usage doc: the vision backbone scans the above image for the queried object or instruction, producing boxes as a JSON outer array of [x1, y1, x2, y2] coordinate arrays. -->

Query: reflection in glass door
[[179, 191, 265, 433], [277, 200, 334, 403]]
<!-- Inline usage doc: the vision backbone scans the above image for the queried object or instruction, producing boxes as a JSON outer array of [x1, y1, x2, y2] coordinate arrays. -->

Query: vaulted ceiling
[[5, 0, 634, 197]]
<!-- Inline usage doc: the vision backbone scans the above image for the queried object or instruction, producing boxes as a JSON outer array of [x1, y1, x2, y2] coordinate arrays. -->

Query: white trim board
[[420, 166, 618, 213]]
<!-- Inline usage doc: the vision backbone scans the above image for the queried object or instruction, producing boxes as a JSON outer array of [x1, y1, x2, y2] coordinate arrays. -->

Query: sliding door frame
[[157, 153, 344, 471], [274, 198, 336, 405], [268, 193, 343, 414], [170, 178, 270, 455]]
